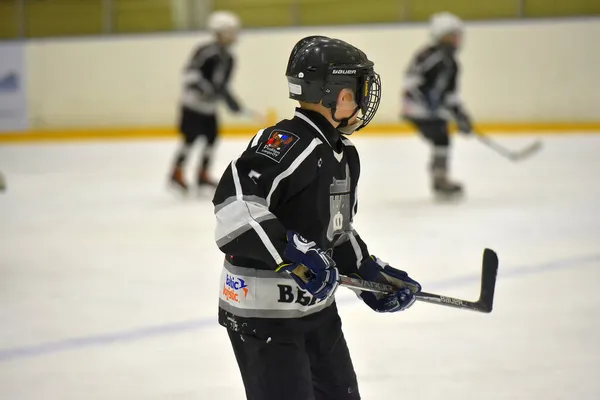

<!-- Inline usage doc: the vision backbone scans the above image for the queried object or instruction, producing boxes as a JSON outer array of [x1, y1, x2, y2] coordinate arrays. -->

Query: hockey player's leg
[[307, 308, 360, 400], [198, 144, 217, 187], [169, 108, 199, 192], [0, 171, 6, 192], [197, 114, 219, 187], [431, 145, 463, 197], [169, 138, 193, 192], [412, 119, 463, 197], [430, 125, 463, 197], [227, 329, 315, 400]]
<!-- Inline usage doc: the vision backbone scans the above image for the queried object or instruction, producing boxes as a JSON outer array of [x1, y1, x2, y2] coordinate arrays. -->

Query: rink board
[[1, 122, 600, 143]]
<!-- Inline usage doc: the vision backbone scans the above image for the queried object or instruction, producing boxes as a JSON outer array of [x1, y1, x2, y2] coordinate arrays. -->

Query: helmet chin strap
[[331, 104, 362, 135]]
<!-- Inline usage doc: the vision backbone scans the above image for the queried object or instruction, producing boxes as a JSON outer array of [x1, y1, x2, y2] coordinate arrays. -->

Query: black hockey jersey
[[402, 44, 465, 120], [181, 42, 239, 115], [213, 108, 370, 329]]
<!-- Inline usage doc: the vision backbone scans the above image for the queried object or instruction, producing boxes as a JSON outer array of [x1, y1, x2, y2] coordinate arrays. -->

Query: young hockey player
[[213, 36, 421, 400], [169, 11, 243, 191], [402, 12, 473, 197]]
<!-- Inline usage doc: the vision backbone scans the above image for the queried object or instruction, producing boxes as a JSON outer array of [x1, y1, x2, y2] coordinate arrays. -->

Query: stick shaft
[[476, 133, 520, 160], [296, 249, 498, 313], [476, 132, 541, 162], [414, 292, 486, 312], [339, 275, 489, 312]]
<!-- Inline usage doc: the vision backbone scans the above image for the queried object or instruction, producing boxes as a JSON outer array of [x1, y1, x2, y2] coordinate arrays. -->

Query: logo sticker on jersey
[[327, 164, 352, 241], [256, 130, 299, 163], [223, 273, 249, 303]]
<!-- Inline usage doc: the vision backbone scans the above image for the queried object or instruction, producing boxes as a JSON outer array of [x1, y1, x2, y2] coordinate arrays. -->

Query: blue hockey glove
[[276, 231, 339, 300], [357, 256, 421, 313]]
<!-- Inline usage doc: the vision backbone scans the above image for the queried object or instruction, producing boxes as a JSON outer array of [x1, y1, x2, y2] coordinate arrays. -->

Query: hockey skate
[[169, 166, 189, 193], [197, 170, 218, 188], [432, 175, 464, 200]]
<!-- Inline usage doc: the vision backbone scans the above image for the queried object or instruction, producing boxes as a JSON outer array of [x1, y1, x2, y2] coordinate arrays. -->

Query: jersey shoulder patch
[[255, 129, 300, 163]]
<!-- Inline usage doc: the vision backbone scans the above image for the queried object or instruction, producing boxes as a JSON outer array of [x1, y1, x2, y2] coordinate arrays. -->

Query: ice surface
[[0, 133, 599, 399]]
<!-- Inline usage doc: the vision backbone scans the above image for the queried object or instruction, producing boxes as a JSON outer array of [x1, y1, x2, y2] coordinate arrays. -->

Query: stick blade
[[477, 248, 499, 313], [514, 140, 543, 161]]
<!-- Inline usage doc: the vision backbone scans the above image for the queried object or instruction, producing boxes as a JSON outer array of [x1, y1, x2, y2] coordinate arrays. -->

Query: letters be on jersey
[[256, 130, 299, 162]]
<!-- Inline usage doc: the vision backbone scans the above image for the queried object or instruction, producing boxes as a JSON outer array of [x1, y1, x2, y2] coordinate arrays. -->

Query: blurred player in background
[[402, 12, 473, 198], [212, 36, 421, 399], [0, 171, 5, 192], [169, 11, 243, 192]]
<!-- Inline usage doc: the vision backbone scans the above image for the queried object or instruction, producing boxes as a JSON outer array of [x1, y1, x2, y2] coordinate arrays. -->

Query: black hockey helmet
[[285, 36, 381, 134]]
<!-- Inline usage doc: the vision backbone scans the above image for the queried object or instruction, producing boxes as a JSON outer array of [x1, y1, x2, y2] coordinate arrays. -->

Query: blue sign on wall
[[0, 44, 28, 132]]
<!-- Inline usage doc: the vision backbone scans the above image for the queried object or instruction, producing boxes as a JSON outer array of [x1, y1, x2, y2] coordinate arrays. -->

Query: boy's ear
[[337, 88, 355, 105]]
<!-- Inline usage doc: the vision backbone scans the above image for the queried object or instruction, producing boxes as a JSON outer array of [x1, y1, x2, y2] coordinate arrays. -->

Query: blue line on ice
[[0, 253, 598, 363]]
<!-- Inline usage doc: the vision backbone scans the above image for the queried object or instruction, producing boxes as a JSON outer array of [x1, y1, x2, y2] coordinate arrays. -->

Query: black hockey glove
[[454, 110, 473, 135], [276, 232, 339, 300], [224, 93, 242, 113], [355, 256, 421, 313]]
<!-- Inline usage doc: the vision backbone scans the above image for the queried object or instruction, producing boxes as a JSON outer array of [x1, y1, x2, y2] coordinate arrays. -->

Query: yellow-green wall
[[1, 0, 599, 39]]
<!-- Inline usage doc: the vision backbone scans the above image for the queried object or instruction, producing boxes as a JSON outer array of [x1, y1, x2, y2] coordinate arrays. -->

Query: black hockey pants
[[227, 305, 360, 400]]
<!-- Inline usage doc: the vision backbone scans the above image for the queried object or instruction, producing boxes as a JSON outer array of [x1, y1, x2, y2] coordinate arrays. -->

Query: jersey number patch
[[256, 130, 299, 163]]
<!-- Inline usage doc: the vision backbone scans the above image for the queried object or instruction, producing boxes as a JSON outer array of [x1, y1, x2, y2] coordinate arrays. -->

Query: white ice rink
[[1, 133, 599, 399]]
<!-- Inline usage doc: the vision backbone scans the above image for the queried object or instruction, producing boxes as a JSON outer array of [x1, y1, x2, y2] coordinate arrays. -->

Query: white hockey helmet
[[430, 12, 464, 42], [207, 11, 241, 33]]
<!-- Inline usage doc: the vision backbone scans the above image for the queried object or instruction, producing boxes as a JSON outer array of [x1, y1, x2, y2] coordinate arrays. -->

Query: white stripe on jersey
[[340, 136, 355, 147], [296, 110, 345, 163], [419, 50, 445, 73], [340, 136, 359, 218], [247, 218, 283, 265], [182, 72, 213, 93], [403, 74, 423, 91], [214, 199, 274, 241], [445, 91, 462, 106], [183, 70, 200, 85], [224, 159, 284, 265], [295, 111, 331, 147], [352, 183, 358, 219], [189, 44, 220, 69], [231, 158, 243, 200], [250, 129, 266, 148], [348, 230, 364, 269], [266, 137, 322, 206]]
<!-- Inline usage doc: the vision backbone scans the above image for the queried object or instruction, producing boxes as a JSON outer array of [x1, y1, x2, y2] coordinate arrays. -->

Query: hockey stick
[[241, 109, 266, 124], [294, 248, 498, 313], [339, 249, 498, 313], [476, 132, 542, 162]]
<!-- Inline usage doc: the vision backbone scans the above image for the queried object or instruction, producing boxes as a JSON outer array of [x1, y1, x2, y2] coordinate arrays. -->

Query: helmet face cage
[[355, 72, 381, 131], [318, 70, 381, 134]]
